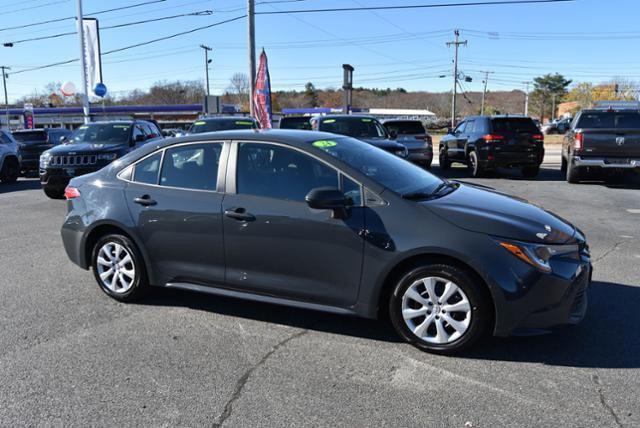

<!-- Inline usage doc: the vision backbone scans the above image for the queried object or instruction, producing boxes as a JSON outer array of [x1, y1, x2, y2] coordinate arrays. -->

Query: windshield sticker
[[312, 140, 337, 148], [361, 118, 372, 122], [235, 121, 254, 125], [78, 126, 88, 130], [323, 119, 336, 123], [194, 121, 206, 125], [113, 125, 130, 129]]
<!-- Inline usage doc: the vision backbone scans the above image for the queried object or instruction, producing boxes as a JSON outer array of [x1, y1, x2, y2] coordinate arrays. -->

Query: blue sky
[[1, 0, 639, 102]]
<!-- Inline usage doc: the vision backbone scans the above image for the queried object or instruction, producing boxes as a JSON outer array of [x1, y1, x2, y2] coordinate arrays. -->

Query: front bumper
[[573, 156, 640, 169], [40, 166, 100, 190]]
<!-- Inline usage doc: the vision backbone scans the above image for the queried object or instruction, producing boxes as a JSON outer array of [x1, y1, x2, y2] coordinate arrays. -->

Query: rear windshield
[[318, 117, 387, 139], [12, 131, 47, 143], [491, 118, 539, 134], [189, 118, 256, 133], [280, 117, 312, 130], [576, 112, 640, 129], [384, 121, 425, 135]]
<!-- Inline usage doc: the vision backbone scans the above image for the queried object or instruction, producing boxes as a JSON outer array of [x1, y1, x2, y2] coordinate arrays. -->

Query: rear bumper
[[477, 146, 544, 168], [407, 149, 433, 162], [19, 158, 38, 171], [573, 156, 640, 169]]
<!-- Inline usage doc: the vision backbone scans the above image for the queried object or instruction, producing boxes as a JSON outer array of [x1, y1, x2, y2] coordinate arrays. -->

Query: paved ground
[[1, 159, 639, 427]]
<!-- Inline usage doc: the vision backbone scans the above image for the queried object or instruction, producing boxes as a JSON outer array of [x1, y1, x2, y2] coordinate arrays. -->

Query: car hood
[[424, 183, 577, 244], [359, 138, 404, 149], [47, 142, 128, 154]]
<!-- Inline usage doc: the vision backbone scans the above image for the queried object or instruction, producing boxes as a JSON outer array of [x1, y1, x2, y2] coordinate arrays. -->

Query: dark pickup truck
[[562, 108, 640, 183]]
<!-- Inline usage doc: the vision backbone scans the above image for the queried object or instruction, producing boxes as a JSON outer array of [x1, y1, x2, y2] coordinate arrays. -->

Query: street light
[[200, 44, 212, 96]]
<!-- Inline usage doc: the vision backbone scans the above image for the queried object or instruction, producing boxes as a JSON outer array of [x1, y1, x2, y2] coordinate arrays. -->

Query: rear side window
[[576, 112, 640, 129], [490, 118, 539, 134], [236, 143, 338, 202], [280, 117, 312, 130], [160, 143, 222, 191], [384, 121, 425, 135], [133, 152, 162, 185], [12, 131, 47, 143]]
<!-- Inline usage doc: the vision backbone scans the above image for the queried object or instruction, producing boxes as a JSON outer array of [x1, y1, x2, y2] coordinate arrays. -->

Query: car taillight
[[532, 134, 544, 143], [64, 186, 80, 199], [483, 134, 504, 143], [574, 132, 583, 150]]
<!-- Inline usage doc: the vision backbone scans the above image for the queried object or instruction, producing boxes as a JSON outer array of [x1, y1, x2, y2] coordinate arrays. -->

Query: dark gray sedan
[[60, 130, 591, 354]]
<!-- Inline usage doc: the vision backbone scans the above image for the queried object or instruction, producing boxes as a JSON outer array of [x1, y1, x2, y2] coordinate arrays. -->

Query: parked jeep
[[0, 129, 20, 184], [13, 128, 72, 175]]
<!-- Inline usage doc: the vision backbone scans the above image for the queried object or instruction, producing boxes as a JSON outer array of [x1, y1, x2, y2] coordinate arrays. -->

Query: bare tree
[[226, 73, 250, 108]]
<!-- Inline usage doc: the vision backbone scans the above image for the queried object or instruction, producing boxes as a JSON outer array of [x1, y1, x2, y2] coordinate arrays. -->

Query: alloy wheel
[[96, 242, 136, 294], [401, 276, 472, 344]]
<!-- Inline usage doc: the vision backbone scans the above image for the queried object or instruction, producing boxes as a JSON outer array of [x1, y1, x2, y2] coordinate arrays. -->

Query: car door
[[123, 141, 227, 287], [221, 141, 365, 307], [447, 121, 467, 160], [460, 119, 475, 156]]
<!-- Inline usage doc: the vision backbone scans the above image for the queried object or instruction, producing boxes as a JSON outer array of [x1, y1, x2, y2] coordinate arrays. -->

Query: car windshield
[[69, 124, 131, 144], [576, 112, 640, 129], [189, 118, 256, 133], [491, 118, 539, 134], [280, 117, 312, 130], [12, 131, 47, 144], [384, 121, 425, 135], [309, 136, 444, 196], [319, 117, 388, 139]]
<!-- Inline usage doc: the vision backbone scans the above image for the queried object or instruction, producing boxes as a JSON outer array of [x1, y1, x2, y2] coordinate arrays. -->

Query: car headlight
[[497, 240, 580, 272], [395, 148, 408, 157], [97, 153, 118, 161], [40, 152, 52, 168]]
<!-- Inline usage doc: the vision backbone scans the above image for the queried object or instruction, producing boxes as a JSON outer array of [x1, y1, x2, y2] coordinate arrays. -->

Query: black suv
[[440, 115, 545, 178], [40, 120, 162, 199], [13, 128, 72, 175]]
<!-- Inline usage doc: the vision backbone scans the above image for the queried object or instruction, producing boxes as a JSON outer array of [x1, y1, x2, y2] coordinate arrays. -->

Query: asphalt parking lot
[[1, 159, 639, 427]]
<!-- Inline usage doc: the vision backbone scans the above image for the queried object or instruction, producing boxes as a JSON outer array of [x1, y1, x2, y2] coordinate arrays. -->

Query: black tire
[[388, 263, 492, 355], [468, 151, 484, 178], [521, 165, 540, 178], [421, 160, 432, 169], [439, 146, 451, 170], [561, 155, 567, 173], [0, 157, 19, 184], [91, 234, 149, 302], [43, 187, 65, 199], [566, 158, 581, 184]]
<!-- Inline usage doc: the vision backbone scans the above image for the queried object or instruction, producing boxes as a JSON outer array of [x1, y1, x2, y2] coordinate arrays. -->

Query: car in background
[[186, 117, 258, 135], [382, 119, 433, 168], [562, 108, 640, 183], [0, 129, 19, 184], [439, 115, 544, 178], [13, 128, 72, 175], [61, 129, 591, 354], [40, 120, 162, 199], [279, 116, 312, 130], [161, 128, 183, 138], [311, 115, 408, 158], [543, 117, 572, 135]]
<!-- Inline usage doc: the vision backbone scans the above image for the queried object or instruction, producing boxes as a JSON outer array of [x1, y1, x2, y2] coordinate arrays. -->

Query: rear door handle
[[224, 208, 255, 221], [133, 195, 157, 206]]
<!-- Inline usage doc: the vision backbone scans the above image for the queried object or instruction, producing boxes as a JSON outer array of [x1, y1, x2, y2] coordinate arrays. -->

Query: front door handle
[[224, 208, 255, 221], [133, 195, 157, 206]]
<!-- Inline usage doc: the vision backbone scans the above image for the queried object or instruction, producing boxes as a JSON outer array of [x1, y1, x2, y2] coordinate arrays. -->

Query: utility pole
[[524, 81, 531, 116], [75, 0, 90, 124], [551, 93, 557, 121], [247, 0, 256, 116], [200, 44, 212, 96], [480, 70, 493, 116], [446, 29, 467, 128], [342, 64, 354, 114], [1, 66, 9, 130]]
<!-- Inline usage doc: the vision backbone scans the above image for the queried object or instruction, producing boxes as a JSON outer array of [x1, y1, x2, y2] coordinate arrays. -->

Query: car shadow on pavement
[[143, 280, 639, 368], [466, 281, 640, 368], [0, 178, 41, 194]]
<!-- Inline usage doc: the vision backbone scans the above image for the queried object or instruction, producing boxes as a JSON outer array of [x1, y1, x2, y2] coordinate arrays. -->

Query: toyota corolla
[[60, 130, 591, 354]]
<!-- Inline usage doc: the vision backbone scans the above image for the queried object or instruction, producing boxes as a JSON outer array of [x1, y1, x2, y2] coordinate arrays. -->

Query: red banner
[[253, 50, 273, 129]]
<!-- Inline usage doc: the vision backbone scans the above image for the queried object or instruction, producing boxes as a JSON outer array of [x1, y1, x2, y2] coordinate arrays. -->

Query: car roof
[[197, 116, 257, 121], [317, 114, 377, 120], [12, 128, 66, 133]]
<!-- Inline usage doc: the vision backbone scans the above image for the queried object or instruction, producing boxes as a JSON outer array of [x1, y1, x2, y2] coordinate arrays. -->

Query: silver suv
[[0, 129, 19, 184]]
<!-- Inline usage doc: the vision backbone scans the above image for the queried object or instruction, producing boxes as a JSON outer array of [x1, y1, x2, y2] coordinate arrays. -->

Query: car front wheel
[[439, 147, 451, 170], [92, 234, 149, 302], [0, 158, 19, 183], [389, 264, 491, 354]]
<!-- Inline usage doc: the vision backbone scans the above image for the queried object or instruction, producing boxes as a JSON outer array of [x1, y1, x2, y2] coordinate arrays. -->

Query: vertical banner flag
[[82, 18, 103, 95], [253, 49, 273, 129]]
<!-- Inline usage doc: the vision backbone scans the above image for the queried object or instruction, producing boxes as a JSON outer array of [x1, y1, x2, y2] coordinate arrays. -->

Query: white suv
[[0, 129, 19, 184]]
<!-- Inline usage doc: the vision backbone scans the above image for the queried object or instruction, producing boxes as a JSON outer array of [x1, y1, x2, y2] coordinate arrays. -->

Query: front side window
[[454, 122, 466, 134], [160, 143, 222, 191], [465, 120, 476, 134], [236, 143, 338, 202], [133, 152, 162, 185]]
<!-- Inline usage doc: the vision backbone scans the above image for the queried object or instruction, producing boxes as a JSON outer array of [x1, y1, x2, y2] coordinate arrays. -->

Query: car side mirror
[[305, 187, 349, 219], [388, 129, 398, 139]]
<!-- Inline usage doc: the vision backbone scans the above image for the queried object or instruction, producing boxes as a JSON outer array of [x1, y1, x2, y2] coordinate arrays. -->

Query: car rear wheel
[[439, 147, 451, 170], [468, 151, 484, 178], [521, 165, 540, 178], [566, 159, 582, 183], [92, 234, 149, 302], [0, 157, 19, 183], [389, 264, 491, 354], [43, 187, 65, 199], [421, 160, 432, 169]]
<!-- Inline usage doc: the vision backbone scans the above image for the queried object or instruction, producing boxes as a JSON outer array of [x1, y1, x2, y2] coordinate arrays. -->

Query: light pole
[[75, 0, 90, 124], [342, 64, 354, 114], [524, 81, 531, 116], [480, 70, 493, 116], [1, 66, 9, 129], [200, 44, 212, 96]]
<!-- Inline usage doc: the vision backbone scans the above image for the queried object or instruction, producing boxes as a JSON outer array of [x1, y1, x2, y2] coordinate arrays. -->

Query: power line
[[255, 0, 574, 15], [0, 0, 68, 16], [3, 10, 213, 46], [0, 0, 168, 33]]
